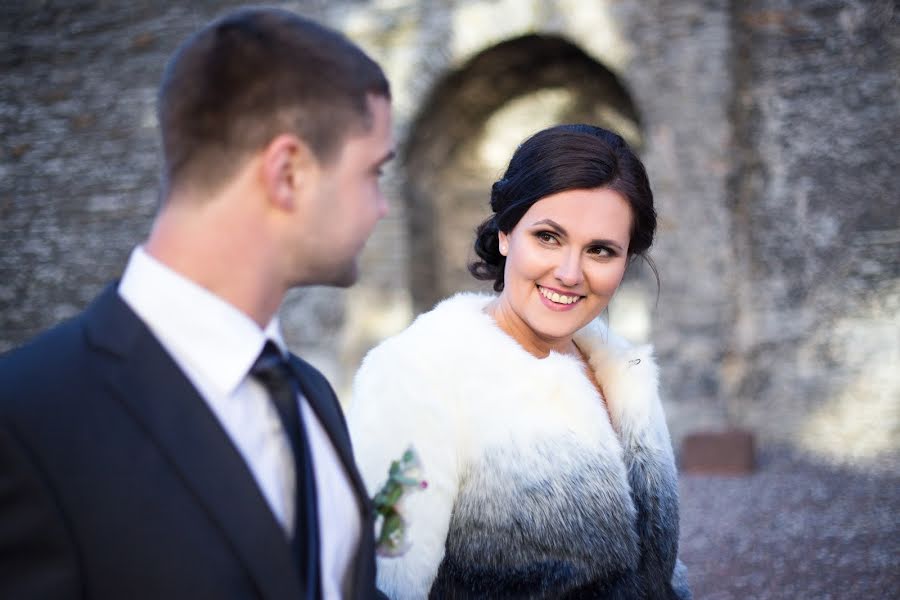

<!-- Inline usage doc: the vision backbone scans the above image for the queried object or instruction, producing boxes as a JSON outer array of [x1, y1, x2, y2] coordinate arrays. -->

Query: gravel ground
[[678, 448, 900, 600]]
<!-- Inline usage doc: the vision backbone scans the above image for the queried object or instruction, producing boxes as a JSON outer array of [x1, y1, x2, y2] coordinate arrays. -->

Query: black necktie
[[250, 341, 321, 599]]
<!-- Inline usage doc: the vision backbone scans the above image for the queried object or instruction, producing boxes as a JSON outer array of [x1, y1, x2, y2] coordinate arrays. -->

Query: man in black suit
[[0, 7, 394, 599]]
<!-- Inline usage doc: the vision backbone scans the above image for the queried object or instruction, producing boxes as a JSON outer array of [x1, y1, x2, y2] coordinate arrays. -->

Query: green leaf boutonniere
[[373, 446, 427, 557]]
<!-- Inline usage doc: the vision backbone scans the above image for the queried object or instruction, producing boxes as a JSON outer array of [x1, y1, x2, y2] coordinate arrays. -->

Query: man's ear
[[261, 134, 317, 211]]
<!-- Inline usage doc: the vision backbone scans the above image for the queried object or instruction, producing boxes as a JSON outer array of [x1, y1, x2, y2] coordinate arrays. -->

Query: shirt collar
[[118, 246, 285, 396], [264, 319, 289, 359]]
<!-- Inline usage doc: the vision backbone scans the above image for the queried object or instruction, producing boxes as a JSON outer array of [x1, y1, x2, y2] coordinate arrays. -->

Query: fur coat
[[348, 293, 691, 599]]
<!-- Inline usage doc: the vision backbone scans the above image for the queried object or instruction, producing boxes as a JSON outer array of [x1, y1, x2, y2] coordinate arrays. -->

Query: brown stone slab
[[680, 429, 756, 475]]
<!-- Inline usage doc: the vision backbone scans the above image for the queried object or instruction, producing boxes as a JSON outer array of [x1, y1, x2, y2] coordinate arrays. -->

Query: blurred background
[[1, 1, 897, 597]]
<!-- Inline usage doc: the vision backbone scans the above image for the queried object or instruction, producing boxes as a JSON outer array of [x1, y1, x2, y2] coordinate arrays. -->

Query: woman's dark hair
[[469, 124, 657, 292]]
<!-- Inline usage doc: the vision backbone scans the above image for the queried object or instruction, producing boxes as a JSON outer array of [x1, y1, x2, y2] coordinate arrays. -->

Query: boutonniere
[[373, 446, 427, 557]]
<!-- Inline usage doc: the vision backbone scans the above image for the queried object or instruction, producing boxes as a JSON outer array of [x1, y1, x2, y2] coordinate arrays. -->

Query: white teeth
[[539, 286, 579, 305]]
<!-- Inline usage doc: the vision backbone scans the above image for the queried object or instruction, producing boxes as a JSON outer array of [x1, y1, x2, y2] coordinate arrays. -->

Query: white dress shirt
[[119, 247, 361, 599]]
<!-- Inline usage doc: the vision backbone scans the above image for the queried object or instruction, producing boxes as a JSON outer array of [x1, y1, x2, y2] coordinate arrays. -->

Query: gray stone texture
[[2, 1, 898, 470], [725, 0, 899, 462], [679, 445, 900, 599]]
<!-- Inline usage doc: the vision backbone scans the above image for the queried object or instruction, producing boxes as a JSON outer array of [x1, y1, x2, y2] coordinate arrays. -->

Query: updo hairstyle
[[469, 124, 656, 292]]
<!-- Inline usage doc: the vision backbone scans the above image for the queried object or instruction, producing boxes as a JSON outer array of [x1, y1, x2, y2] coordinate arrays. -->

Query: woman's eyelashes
[[535, 230, 559, 245], [587, 244, 617, 258], [533, 230, 618, 258]]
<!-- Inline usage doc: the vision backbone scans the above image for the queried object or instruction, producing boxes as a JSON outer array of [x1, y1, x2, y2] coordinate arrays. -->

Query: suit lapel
[[287, 356, 371, 507], [83, 286, 302, 599], [288, 356, 376, 599]]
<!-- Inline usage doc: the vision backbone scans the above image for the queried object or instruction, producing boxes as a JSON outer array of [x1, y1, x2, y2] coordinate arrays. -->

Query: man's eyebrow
[[377, 150, 396, 166]]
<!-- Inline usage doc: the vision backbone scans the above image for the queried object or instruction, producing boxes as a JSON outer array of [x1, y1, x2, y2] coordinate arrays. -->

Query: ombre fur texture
[[348, 293, 691, 599]]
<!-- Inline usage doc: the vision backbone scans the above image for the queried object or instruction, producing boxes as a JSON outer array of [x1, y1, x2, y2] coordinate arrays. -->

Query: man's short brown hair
[[157, 7, 390, 194]]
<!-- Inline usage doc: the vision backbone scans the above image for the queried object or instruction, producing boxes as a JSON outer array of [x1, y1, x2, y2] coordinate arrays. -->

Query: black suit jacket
[[0, 285, 384, 599]]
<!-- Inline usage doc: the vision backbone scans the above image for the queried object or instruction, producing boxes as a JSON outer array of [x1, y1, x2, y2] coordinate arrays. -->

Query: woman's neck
[[484, 297, 579, 359]]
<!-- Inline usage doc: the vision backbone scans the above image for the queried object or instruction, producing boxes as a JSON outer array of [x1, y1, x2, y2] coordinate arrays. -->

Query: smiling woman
[[348, 124, 690, 599], [491, 187, 633, 357]]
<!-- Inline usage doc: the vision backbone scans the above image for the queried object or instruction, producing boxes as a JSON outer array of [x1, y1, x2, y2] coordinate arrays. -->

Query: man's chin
[[316, 261, 359, 288], [288, 259, 359, 289], [331, 264, 359, 288]]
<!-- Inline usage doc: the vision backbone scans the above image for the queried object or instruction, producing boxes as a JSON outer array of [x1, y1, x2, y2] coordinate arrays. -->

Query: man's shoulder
[[1, 284, 126, 368], [0, 316, 83, 398], [1, 312, 86, 374], [0, 312, 90, 412]]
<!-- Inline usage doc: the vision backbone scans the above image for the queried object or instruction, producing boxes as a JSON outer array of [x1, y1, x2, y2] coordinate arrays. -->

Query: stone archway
[[403, 34, 643, 313]]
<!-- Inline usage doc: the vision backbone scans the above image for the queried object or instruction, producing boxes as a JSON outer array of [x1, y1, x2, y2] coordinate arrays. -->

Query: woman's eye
[[536, 231, 557, 243], [588, 246, 613, 257]]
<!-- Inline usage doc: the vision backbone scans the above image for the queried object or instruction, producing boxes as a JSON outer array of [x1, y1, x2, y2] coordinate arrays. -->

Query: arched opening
[[403, 34, 643, 313]]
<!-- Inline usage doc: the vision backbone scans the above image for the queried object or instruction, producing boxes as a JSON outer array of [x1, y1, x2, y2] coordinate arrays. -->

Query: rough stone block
[[680, 429, 756, 475]]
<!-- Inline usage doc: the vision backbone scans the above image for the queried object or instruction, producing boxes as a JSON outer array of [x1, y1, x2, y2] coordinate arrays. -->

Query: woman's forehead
[[519, 188, 632, 235]]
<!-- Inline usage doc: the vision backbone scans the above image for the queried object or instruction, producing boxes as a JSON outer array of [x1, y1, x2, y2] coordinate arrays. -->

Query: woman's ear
[[498, 231, 509, 256], [261, 134, 316, 211]]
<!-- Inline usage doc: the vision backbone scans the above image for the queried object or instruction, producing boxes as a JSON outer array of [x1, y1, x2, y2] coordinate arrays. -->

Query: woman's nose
[[554, 250, 583, 287]]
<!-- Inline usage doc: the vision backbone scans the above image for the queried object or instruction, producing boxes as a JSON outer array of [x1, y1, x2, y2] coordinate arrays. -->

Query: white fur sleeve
[[347, 341, 459, 600]]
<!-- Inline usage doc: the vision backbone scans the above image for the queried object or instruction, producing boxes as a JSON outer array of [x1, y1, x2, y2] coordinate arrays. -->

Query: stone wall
[[2, 0, 897, 465], [726, 0, 899, 462]]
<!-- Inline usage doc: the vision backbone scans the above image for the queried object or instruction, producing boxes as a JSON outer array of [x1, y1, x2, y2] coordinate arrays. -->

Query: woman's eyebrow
[[531, 218, 566, 233], [593, 239, 626, 252]]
